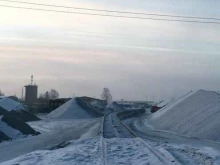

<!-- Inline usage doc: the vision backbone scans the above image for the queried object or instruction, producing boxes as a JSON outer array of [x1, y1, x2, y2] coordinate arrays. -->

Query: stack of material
[[48, 98, 91, 119], [149, 90, 220, 142], [0, 98, 40, 142], [0, 98, 40, 122]]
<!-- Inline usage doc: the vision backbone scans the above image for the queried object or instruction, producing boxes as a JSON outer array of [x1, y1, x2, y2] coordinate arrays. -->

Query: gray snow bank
[[0, 98, 27, 112], [48, 98, 91, 119], [149, 89, 220, 141]]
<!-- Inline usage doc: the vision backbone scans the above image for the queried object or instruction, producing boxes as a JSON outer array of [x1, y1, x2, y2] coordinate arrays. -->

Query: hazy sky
[[0, 0, 220, 101]]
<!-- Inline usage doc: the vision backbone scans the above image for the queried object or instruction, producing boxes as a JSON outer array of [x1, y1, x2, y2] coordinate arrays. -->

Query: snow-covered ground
[[0, 137, 103, 165], [2, 136, 219, 165], [149, 140, 220, 165], [123, 116, 220, 165], [106, 138, 165, 165], [1, 112, 220, 165], [0, 137, 178, 165], [0, 118, 101, 163], [126, 115, 220, 149]]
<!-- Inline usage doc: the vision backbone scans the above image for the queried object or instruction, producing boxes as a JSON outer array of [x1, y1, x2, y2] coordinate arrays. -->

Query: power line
[[1, 4, 220, 24], [1, 0, 220, 21]]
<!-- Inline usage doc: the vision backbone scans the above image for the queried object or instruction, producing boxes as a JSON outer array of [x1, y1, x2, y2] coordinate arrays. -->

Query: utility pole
[[21, 87, 24, 101]]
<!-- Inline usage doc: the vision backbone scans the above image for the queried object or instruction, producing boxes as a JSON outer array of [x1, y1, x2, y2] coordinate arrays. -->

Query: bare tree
[[49, 89, 59, 100], [38, 89, 59, 100], [101, 88, 112, 104]]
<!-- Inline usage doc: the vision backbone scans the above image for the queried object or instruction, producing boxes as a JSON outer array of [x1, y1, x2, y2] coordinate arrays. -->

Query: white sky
[[0, 0, 220, 101]]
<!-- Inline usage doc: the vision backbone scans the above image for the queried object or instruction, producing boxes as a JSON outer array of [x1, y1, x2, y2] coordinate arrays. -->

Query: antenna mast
[[31, 75, 33, 85]]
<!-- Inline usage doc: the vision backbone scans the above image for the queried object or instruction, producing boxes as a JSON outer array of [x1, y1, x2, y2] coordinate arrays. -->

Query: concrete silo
[[25, 75, 38, 105]]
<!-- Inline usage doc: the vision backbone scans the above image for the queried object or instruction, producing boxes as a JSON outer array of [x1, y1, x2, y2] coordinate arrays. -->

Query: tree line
[[38, 89, 59, 100], [0, 87, 113, 103]]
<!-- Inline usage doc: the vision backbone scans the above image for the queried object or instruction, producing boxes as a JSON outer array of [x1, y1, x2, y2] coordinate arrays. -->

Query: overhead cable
[[1, 4, 220, 24]]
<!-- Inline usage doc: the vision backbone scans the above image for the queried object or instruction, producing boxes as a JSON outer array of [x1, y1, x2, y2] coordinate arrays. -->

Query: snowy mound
[[0, 98, 27, 112], [48, 98, 91, 119], [152, 90, 195, 120], [149, 89, 220, 141]]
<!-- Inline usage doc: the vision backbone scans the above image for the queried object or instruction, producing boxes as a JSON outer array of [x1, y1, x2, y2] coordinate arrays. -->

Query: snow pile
[[0, 98, 27, 112], [149, 89, 220, 141], [0, 116, 22, 139], [152, 90, 195, 120], [48, 98, 91, 119]]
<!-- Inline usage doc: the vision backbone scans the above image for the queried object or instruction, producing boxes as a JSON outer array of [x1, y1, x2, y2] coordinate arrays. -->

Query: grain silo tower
[[25, 75, 38, 105]]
